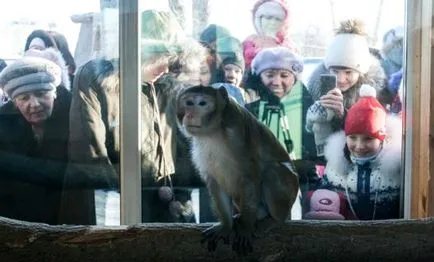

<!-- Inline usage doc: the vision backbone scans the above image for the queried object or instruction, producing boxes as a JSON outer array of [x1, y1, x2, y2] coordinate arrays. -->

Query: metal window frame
[[119, 0, 142, 225]]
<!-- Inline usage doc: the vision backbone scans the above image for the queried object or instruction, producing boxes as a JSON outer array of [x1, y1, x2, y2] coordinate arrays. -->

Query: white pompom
[[359, 84, 377, 98]]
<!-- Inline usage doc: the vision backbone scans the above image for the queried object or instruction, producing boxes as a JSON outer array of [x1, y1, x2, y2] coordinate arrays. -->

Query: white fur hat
[[254, 1, 286, 35], [324, 33, 371, 74]]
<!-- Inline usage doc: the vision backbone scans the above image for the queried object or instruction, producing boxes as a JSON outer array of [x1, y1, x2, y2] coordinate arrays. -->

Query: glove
[[304, 189, 345, 220]]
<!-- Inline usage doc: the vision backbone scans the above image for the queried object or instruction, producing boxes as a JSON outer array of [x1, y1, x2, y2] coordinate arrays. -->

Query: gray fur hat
[[0, 55, 61, 99]]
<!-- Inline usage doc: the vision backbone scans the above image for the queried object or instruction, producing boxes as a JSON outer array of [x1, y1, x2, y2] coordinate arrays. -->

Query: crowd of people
[[0, 0, 404, 225]]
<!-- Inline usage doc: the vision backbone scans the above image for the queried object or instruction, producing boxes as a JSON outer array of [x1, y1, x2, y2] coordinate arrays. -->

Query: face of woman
[[28, 38, 46, 51], [14, 90, 56, 126], [260, 69, 296, 98], [346, 134, 382, 158], [329, 67, 360, 92]]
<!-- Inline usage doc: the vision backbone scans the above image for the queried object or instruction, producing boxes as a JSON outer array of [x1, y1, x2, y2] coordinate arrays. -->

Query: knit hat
[[140, 10, 185, 63], [344, 84, 387, 141], [221, 53, 245, 72], [24, 47, 71, 90], [304, 189, 345, 220], [0, 55, 61, 99], [253, 0, 288, 37], [215, 36, 245, 71], [251, 46, 303, 76], [199, 24, 232, 46], [324, 19, 371, 74], [141, 10, 185, 44]]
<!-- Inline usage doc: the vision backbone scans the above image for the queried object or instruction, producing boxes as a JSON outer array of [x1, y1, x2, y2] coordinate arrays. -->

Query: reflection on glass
[[139, 0, 405, 222], [0, 0, 122, 225], [65, 1, 121, 225], [0, 0, 406, 226]]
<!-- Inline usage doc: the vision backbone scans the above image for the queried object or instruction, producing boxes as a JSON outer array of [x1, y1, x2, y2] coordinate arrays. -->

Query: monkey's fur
[[176, 85, 299, 255]]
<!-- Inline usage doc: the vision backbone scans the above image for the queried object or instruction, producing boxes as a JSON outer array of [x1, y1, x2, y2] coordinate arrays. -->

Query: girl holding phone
[[305, 19, 391, 160]]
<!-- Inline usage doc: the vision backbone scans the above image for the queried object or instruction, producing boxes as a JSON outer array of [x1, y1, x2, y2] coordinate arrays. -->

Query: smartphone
[[319, 74, 337, 96]]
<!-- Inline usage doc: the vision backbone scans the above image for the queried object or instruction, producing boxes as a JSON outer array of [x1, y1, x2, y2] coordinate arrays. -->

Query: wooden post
[[429, 4, 434, 217], [405, 0, 433, 218]]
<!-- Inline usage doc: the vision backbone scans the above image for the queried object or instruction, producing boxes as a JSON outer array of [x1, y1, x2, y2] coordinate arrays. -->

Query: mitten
[[304, 189, 345, 220]]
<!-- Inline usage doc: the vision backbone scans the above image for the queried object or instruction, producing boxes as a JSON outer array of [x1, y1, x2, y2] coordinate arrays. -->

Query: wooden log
[[0, 216, 433, 262]]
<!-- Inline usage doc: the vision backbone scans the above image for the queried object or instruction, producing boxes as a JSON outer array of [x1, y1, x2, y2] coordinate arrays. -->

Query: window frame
[[117, 0, 434, 223], [119, 0, 142, 225], [403, 0, 434, 219], [2, 0, 434, 260]]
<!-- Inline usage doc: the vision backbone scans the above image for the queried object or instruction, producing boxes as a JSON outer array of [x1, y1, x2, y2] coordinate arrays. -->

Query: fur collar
[[324, 115, 402, 177], [306, 56, 387, 103]]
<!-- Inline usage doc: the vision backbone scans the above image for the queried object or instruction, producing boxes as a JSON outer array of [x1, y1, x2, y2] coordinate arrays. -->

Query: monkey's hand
[[201, 223, 232, 252], [232, 215, 254, 256]]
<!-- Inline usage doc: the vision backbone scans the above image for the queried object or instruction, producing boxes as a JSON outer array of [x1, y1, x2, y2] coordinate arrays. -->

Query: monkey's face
[[177, 91, 220, 136]]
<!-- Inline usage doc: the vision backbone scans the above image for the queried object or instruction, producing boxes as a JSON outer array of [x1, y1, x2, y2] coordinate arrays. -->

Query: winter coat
[[305, 57, 390, 159], [0, 86, 71, 224], [320, 116, 402, 220], [62, 58, 176, 224], [246, 81, 316, 162], [242, 0, 296, 67]]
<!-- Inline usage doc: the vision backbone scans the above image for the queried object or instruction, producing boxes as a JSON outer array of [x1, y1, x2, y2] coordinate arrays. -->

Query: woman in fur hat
[[244, 47, 318, 219], [246, 46, 316, 161], [0, 48, 72, 224], [308, 85, 402, 220], [242, 0, 296, 69], [306, 19, 391, 160]]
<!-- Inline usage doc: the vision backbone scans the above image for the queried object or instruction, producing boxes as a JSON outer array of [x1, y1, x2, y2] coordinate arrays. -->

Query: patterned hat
[[0, 55, 61, 99]]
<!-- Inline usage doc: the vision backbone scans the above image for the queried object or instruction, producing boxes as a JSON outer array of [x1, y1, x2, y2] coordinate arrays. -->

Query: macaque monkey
[[176, 85, 299, 255]]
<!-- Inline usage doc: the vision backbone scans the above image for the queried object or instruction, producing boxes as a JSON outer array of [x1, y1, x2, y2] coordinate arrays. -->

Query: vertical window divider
[[119, 0, 142, 225], [404, 0, 433, 219]]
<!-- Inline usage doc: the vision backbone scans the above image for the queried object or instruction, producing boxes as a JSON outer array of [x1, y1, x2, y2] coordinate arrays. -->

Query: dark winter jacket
[[0, 86, 71, 224], [62, 59, 179, 224], [246, 79, 317, 162]]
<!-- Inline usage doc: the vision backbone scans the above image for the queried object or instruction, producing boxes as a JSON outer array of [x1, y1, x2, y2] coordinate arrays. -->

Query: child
[[305, 84, 402, 220]]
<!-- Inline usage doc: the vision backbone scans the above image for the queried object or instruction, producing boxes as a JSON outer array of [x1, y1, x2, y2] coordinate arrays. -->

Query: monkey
[[176, 85, 299, 255]]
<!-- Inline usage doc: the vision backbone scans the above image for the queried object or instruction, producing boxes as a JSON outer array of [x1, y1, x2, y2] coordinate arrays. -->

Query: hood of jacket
[[252, 0, 290, 43]]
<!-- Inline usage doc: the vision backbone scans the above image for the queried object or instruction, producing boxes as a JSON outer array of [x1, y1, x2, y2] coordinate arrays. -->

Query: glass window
[[137, 0, 407, 223], [0, 0, 428, 228], [0, 0, 121, 226]]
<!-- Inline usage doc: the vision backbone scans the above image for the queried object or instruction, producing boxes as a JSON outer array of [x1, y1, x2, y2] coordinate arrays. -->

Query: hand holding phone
[[319, 74, 337, 97]]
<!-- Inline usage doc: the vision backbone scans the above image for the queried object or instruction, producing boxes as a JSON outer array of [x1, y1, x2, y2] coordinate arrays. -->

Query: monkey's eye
[[198, 101, 207, 106], [185, 100, 194, 106]]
